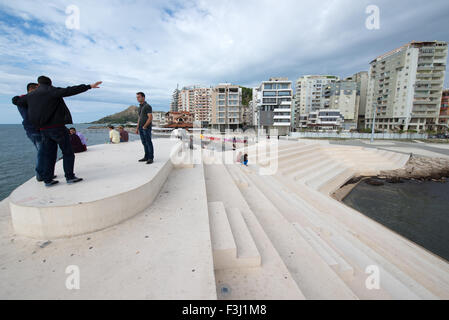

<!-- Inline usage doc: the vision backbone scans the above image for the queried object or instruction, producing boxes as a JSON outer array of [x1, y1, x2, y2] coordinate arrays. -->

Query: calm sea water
[[0, 124, 141, 201], [343, 179, 449, 262]]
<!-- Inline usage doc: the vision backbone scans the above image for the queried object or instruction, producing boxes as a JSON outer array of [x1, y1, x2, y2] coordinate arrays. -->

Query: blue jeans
[[139, 126, 154, 160], [41, 127, 75, 182], [26, 132, 45, 181]]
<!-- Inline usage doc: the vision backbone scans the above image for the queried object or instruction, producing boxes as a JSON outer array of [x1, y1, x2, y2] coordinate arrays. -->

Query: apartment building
[[324, 80, 360, 130], [170, 87, 180, 112], [243, 100, 255, 127], [440, 89, 449, 128], [152, 111, 167, 128], [177, 85, 212, 127], [345, 71, 369, 129], [298, 110, 345, 130], [366, 41, 448, 132], [210, 83, 243, 131], [294, 75, 340, 129], [255, 77, 293, 135]]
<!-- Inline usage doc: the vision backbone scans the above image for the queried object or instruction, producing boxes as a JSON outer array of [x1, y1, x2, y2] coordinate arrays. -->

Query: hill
[[91, 106, 139, 124]]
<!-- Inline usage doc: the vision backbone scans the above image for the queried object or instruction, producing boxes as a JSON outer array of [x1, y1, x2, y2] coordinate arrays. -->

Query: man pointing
[[12, 76, 102, 187]]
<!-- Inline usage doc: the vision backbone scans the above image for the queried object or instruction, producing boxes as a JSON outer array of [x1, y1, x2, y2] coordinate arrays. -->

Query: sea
[[0, 123, 141, 201], [343, 179, 449, 262]]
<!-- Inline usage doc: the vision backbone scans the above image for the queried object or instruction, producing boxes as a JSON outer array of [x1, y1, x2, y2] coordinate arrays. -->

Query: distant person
[[12, 76, 102, 187], [243, 154, 248, 166], [12, 83, 56, 182], [135, 92, 154, 164], [69, 130, 87, 153], [118, 126, 129, 142], [70, 127, 87, 147], [108, 125, 120, 144]]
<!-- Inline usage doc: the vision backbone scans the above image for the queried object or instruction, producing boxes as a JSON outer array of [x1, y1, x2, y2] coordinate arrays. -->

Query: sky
[[0, 0, 448, 124]]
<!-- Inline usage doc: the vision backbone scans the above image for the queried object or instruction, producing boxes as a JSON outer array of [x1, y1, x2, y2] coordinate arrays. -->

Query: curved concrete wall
[[9, 141, 181, 239]]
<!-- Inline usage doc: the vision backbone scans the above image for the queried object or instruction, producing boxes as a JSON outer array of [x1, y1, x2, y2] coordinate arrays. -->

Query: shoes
[[138, 158, 148, 162], [67, 177, 83, 184], [37, 175, 57, 182], [146, 159, 154, 164], [45, 180, 59, 187]]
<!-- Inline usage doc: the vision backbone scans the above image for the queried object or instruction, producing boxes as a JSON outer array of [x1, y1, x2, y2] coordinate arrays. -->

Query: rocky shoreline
[[332, 154, 449, 201]]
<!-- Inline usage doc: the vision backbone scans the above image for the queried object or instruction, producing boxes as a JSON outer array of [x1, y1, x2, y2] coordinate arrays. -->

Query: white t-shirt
[[109, 129, 120, 144]]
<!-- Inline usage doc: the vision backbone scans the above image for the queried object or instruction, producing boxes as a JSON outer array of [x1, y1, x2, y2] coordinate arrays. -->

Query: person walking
[[135, 92, 154, 164], [12, 76, 102, 187]]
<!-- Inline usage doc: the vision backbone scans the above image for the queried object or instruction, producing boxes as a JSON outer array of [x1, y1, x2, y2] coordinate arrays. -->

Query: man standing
[[13, 76, 102, 187], [12, 83, 56, 182], [136, 92, 154, 164]]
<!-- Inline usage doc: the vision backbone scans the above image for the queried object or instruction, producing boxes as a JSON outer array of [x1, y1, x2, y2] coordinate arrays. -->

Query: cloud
[[0, 0, 448, 123]]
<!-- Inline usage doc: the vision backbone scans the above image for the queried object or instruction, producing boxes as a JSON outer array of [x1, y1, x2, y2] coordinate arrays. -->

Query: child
[[243, 154, 248, 166]]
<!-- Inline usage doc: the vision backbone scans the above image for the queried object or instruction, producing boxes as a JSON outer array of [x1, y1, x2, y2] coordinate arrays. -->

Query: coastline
[[332, 154, 449, 202]]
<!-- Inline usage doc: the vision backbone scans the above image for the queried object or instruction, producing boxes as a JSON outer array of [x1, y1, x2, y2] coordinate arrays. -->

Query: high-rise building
[[255, 77, 293, 135], [210, 83, 243, 131], [294, 75, 339, 129], [170, 86, 180, 112], [366, 41, 448, 132], [345, 71, 369, 129], [177, 85, 212, 127], [439, 89, 449, 128]]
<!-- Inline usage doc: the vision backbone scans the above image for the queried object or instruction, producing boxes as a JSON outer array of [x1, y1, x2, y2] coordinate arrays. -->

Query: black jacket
[[12, 84, 91, 128]]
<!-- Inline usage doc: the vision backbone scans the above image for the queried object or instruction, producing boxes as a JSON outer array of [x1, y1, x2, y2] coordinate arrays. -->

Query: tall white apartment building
[[170, 87, 180, 112], [210, 83, 243, 131], [178, 85, 212, 127], [294, 75, 339, 129], [255, 77, 293, 135], [366, 41, 448, 132]]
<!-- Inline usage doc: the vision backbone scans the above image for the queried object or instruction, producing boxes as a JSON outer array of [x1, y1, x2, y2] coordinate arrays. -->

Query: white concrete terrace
[[0, 138, 449, 299]]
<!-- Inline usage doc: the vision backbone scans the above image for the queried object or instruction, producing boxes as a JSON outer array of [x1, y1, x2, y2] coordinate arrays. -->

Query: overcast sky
[[1, 0, 448, 124]]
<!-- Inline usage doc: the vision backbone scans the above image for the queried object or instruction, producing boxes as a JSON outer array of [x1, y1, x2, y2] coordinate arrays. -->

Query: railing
[[288, 132, 429, 140]]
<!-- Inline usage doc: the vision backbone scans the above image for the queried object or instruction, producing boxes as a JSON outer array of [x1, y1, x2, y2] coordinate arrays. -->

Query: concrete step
[[292, 159, 336, 181], [306, 166, 350, 191], [281, 154, 328, 176], [280, 149, 325, 171], [236, 166, 358, 299], [319, 168, 356, 195], [293, 223, 354, 277], [208, 201, 238, 270], [272, 174, 446, 299], [226, 164, 249, 188], [295, 162, 342, 183], [204, 163, 306, 299], [226, 208, 261, 268], [278, 146, 322, 163]]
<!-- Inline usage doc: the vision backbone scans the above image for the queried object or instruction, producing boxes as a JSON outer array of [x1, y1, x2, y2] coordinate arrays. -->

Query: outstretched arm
[[12, 95, 28, 108], [51, 81, 103, 98]]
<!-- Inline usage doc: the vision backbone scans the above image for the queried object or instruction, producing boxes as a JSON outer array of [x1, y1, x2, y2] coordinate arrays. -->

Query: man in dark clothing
[[135, 92, 154, 164], [118, 126, 129, 142], [69, 130, 87, 153], [12, 83, 56, 181], [12, 76, 102, 187]]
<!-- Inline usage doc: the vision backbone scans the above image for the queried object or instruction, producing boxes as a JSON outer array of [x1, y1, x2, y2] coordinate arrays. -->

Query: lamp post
[[370, 102, 378, 143]]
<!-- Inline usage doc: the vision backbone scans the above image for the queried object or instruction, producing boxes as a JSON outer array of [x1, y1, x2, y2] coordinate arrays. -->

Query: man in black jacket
[[12, 76, 102, 187]]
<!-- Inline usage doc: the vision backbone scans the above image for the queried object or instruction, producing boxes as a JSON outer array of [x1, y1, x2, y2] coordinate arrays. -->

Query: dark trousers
[[139, 126, 154, 160], [41, 126, 75, 182]]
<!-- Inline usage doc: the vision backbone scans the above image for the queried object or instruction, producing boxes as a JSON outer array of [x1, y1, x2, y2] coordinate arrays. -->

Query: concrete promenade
[[0, 138, 449, 299]]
